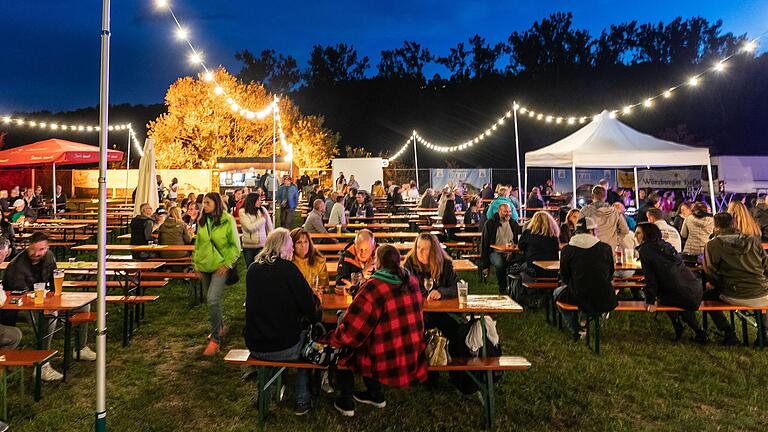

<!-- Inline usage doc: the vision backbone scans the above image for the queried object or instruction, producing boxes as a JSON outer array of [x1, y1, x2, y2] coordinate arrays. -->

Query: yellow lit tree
[[148, 68, 339, 169]]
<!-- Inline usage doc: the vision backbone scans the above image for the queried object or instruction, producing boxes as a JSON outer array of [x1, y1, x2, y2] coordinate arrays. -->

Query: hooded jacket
[[335, 242, 377, 285], [704, 228, 768, 300], [558, 233, 617, 313], [680, 213, 714, 255], [193, 212, 241, 273], [240, 207, 273, 248], [579, 201, 629, 249], [752, 203, 768, 242], [637, 240, 701, 309]]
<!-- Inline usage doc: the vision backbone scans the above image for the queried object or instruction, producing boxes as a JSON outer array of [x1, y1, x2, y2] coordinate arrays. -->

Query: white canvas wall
[[331, 158, 383, 193]]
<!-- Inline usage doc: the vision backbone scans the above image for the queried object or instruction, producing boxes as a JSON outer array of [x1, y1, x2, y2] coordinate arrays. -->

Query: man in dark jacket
[[554, 217, 617, 340], [480, 203, 520, 294], [348, 192, 374, 219], [703, 212, 768, 345], [335, 229, 376, 292], [752, 195, 768, 242], [130, 203, 156, 259], [635, 192, 659, 224]]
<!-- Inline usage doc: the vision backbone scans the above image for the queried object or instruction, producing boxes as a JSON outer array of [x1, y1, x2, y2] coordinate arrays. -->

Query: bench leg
[[756, 310, 765, 349], [122, 304, 130, 348], [1, 368, 6, 422], [63, 317, 72, 382], [484, 371, 495, 429], [741, 314, 749, 347], [702, 312, 709, 334], [594, 315, 601, 355], [34, 364, 42, 402], [257, 366, 267, 429]]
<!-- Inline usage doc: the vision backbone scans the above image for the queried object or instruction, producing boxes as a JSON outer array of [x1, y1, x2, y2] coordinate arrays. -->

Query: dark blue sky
[[1, 0, 766, 113]]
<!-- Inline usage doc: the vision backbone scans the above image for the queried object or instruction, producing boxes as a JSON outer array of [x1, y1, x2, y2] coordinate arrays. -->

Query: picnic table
[[15, 223, 90, 241], [532, 259, 642, 271], [320, 293, 522, 314], [309, 232, 419, 240], [326, 258, 477, 278], [324, 223, 410, 231], [0, 291, 96, 382], [72, 244, 194, 253], [491, 244, 520, 253]]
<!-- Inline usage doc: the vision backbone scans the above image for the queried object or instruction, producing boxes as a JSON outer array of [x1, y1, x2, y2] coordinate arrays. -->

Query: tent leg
[[523, 167, 528, 209], [633, 166, 639, 209], [53, 163, 57, 215], [706, 162, 717, 212], [571, 162, 577, 207]]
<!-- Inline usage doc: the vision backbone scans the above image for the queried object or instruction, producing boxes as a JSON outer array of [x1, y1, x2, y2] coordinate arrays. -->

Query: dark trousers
[[666, 311, 703, 332], [242, 247, 262, 269], [701, 288, 735, 334], [336, 370, 382, 403], [280, 207, 294, 228]]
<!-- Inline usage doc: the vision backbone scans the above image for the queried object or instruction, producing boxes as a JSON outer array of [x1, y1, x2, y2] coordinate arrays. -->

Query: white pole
[[412, 131, 419, 191], [272, 98, 277, 226], [633, 166, 639, 209], [95, 0, 110, 430], [523, 166, 528, 208], [52, 162, 57, 215], [707, 161, 717, 212], [512, 101, 523, 214], [125, 128, 131, 204], [572, 161, 577, 208]]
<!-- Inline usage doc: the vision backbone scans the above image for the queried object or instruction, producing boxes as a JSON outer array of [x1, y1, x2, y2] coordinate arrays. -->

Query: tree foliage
[[234, 49, 301, 94], [148, 69, 339, 170], [303, 44, 369, 86]]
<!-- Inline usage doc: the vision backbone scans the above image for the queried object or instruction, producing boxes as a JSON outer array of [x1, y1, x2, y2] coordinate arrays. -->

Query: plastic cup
[[336, 224, 342, 235], [34, 283, 46, 305], [457, 280, 468, 307], [53, 269, 65, 296]]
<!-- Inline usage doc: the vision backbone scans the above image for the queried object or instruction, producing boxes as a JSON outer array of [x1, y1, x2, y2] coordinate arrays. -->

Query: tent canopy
[[0, 138, 123, 167], [525, 111, 710, 168]]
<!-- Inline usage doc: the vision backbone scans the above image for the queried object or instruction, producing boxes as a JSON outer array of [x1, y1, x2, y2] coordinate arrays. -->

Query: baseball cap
[[575, 216, 597, 232]]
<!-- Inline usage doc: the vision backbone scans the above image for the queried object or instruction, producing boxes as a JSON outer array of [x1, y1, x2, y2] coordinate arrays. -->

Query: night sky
[[1, 0, 766, 113]]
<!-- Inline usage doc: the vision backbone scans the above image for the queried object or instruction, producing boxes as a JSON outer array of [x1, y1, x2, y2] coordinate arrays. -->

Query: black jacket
[[2, 249, 56, 292], [403, 256, 458, 299], [130, 215, 154, 245], [559, 235, 617, 313], [518, 231, 560, 268], [637, 240, 702, 309], [463, 209, 485, 229], [244, 258, 320, 353], [635, 203, 654, 223], [559, 222, 575, 244], [753, 203, 768, 242], [0, 220, 17, 258], [335, 242, 377, 285], [480, 213, 520, 269], [349, 201, 374, 218]]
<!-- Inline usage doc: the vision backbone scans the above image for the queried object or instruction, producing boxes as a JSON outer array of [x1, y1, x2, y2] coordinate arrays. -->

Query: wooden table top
[[72, 244, 194, 252], [326, 258, 477, 276], [316, 243, 413, 254], [37, 218, 98, 224], [324, 223, 410, 230], [0, 291, 97, 311], [421, 224, 478, 230], [532, 260, 642, 271], [309, 232, 419, 240], [455, 232, 482, 238], [321, 294, 522, 313], [0, 261, 163, 271], [491, 244, 520, 253], [16, 223, 89, 230], [0, 349, 58, 366]]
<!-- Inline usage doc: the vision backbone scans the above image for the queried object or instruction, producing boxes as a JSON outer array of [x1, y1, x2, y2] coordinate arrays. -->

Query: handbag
[[425, 328, 450, 366], [207, 221, 240, 286], [301, 323, 344, 367]]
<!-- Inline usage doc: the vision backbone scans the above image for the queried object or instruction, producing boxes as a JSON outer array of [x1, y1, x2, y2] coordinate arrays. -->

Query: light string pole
[[412, 131, 419, 191], [512, 100, 523, 209], [125, 126, 132, 204]]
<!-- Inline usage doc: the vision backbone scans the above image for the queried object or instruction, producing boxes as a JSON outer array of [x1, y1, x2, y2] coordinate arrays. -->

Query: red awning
[[0, 138, 124, 167]]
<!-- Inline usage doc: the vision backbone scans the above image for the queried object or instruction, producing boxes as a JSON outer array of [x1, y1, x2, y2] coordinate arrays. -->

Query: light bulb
[[189, 52, 203, 64], [623, 106, 632, 114], [644, 99, 652, 108], [555, 117, 562, 124], [175, 27, 188, 41], [203, 72, 214, 81], [743, 41, 757, 52], [155, 0, 168, 8], [663, 89, 672, 98], [214, 86, 223, 95], [688, 76, 699, 86], [567, 117, 576, 125], [714, 61, 725, 72], [519, 107, 527, 114], [545, 116, 553, 123]]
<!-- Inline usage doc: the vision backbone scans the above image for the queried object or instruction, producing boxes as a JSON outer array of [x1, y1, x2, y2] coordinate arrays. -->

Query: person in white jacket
[[240, 192, 273, 267], [647, 208, 682, 252], [328, 195, 347, 227]]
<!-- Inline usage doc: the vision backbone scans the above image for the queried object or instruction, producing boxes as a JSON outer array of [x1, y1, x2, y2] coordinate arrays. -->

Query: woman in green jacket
[[194, 192, 241, 355]]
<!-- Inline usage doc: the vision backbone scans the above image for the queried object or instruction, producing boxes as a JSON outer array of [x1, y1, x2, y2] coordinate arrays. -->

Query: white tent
[[133, 138, 159, 215], [524, 110, 716, 211]]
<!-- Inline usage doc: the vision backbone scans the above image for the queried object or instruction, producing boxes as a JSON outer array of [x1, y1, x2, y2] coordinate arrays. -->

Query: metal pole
[[707, 161, 717, 212], [125, 127, 131, 204], [412, 131, 419, 191], [95, 0, 110, 430], [633, 166, 640, 209], [523, 167, 528, 208], [513, 101, 523, 214], [52, 162, 57, 215], [272, 98, 277, 226], [571, 161, 577, 208]]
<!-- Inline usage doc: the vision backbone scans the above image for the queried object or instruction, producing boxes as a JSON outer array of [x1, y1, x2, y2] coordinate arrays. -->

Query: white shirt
[[654, 220, 682, 253]]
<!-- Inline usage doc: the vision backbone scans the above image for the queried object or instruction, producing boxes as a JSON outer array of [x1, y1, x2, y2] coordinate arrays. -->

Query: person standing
[[240, 192, 274, 267], [485, 187, 519, 222], [168, 177, 179, 202], [193, 192, 242, 356], [579, 185, 629, 250], [646, 208, 682, 253], [54, 185, 67, 213], [335, 172, 346, 191], [680, 201, 714, 258], [277, 176, 299, 228], [156, 175, 165, 202], [347, 175, 360, 191]]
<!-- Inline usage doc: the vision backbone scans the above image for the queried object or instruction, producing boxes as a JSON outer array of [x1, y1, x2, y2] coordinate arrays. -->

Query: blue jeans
[[202, 272, 227, 343], [250, 331, 310, 405], [489, 252, 508, 294], [242, 248, 262, 269]]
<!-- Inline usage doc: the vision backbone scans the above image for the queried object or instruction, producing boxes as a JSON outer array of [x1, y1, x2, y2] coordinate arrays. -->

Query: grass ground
[[7, 258, 768, 432]]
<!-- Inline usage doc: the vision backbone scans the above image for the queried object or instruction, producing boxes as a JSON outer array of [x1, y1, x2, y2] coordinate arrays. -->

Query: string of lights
[[154, 0, 293, 157], [392, 36, 761, 158]]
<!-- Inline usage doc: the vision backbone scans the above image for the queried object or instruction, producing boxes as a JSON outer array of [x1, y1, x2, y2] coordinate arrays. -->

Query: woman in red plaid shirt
[[327, 244, 428, 417]]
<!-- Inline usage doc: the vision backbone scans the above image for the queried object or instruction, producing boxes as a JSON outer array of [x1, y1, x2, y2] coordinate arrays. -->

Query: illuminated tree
[[148, 68, 339, 169]]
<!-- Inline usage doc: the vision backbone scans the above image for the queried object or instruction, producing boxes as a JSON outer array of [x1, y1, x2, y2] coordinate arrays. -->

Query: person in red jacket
[[327, 244, 427, 417]]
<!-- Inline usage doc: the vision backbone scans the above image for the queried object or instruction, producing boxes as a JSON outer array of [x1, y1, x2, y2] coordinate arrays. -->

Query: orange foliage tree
[[148, 68, 339, 169]]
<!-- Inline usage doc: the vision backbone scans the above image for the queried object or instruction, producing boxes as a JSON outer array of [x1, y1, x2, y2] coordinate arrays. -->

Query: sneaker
[[0, 420, 9, 432], [202, 339, 220, 356], [293, 401, 311, 416], [320, 371, 334, 394], [38, 363, 63, 382], [334, 398, 355, 417], [353, 391, 386, 408], [78, 346, 97, 361]]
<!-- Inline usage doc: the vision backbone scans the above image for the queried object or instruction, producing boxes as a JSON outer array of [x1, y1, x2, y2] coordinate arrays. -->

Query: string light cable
[[153, 0, 292, 158], [396, 34, 762, 158]]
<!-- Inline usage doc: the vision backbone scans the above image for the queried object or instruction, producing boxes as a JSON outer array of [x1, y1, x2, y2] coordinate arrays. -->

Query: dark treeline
[[4, 13, 767, 168]]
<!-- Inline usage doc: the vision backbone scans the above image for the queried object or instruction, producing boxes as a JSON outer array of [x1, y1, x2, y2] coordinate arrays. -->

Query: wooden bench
[[63, 280, 169, 289], [141, 271, 203, 304], [0, 349, 58, 419], [224, 348, 530, 429], [556, 300, 767, 353], [105, 295, 160, 347]]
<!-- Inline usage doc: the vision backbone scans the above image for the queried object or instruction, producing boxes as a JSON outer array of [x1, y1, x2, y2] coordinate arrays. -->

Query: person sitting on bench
[[554, 217, 617, 340], [0, 238, 22, 350], [335, 229, 376, 293], [130, 203, 156, 260], [2, 232, 96, 381], [703, 212, 768, 346], [635, 223, 707, 343], [325, 244, 427, 417], [244, 228, 320, 416], [480, 203, 520, 294]]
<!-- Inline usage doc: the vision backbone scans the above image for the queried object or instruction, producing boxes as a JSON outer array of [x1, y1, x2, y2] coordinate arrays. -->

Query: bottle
[[615, 245, 624, 265]]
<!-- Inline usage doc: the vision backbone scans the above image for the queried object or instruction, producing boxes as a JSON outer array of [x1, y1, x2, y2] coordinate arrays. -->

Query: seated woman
[[526, 187, 545, 218], [516, 211, 560, 306], [387, 186, 405, 213], [463, 196, 485, 230], [157, 206, 193, 258], [419, 188, 438, 209], [554, 217, 617, 340], [326, 244, 427, 417], [559, 208, 579, 243], [244, 228, 321, 415], [442, 195, 458, 239], [635, 223, 707, 343], [290, 228, 329, 293]]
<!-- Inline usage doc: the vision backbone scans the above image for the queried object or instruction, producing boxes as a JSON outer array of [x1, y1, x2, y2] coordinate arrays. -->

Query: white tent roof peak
[[525, 110, 710, 168]]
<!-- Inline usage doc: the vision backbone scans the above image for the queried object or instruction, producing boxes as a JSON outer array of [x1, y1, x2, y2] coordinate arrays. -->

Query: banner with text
[[431, 168, 491, 193], [617, 169, 701, 189], [553, 169, 616, 194]]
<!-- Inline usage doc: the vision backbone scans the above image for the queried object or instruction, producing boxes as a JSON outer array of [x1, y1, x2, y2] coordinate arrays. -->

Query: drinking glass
[[424, 278, 434, 293], [457, 280, 469, 306]]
